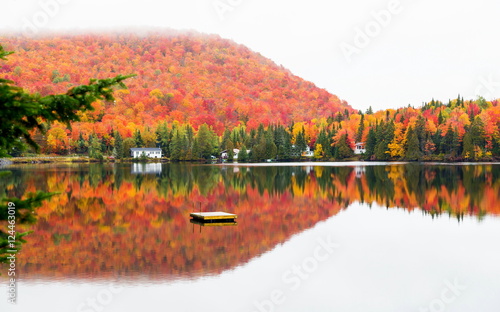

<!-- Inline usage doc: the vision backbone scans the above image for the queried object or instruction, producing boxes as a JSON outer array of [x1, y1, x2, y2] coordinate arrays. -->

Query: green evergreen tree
[[275, 126, 291, 160], [249, 129, 257, 149], [264, 130, 277, 160], [113, 130, 123, 159], [374, 121, 394, 160], [414, 116, 426, 152], [283, 132, 293, 160], [251, 137, 266, 162], [438, 111, 444, 125], [335, 133, 354, 159], [440, 125, 453, 154], [76, 133, 87, 154], [405, 126, 422, 161], [88, 135, 103, 160], [226, 140, 235, 162], [156, 122, 170, 157], [133, 129, 144, 148], [295, 130, 307, 154], [221, 128, 232, 151], [462, 132, 475, 159], [316, 129, 331, 159], [170, 130, 183, 161], [184, 124, 195, 160], [122, 138, 135, 158], [356, 114, 365, 142], [364, 127, 377, 160], [192, 138, 200, 160], [238, 145, 249, 162], [470, 116, 486, 149], [196, 124, 217, 160], [179, 133, 189, 161]]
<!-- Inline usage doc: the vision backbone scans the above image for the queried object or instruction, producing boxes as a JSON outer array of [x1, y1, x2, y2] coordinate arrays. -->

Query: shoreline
[[1, 156, 500, 167]]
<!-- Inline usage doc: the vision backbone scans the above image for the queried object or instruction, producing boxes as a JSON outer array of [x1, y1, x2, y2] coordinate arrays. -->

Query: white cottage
[[354, 142, 366, 155], [221, 148, 251, 160], [130, 148, 163, 159], [303, 146, 314, 157]]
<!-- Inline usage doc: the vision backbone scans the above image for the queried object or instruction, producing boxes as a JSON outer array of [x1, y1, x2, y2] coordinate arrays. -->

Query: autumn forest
[[1, 32, 500, 161]]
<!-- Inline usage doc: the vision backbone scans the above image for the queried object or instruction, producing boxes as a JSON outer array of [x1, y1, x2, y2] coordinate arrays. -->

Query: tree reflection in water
[[0, 163, 498, 280]]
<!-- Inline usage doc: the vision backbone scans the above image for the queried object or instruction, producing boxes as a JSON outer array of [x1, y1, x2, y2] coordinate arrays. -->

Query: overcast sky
[[1, 0, 499, 112]]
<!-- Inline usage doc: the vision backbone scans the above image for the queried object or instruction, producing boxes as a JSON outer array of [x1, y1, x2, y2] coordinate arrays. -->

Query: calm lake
[[1, 162, 500, 312]]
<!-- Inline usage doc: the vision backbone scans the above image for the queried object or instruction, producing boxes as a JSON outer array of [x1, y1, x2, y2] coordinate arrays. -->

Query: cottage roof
[[130, 148, 162, 152]]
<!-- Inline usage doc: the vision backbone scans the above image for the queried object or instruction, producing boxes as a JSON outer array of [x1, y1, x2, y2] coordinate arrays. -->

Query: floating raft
[[190, 212, 237, 223], [190, 219, 237, 227]]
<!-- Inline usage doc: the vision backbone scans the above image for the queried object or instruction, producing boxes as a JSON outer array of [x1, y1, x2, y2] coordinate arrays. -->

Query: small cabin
[[221, 148, 251, 160], [130, 148, 162, 159], [302, 146, 314, 157], [354, 142, 366, 155]]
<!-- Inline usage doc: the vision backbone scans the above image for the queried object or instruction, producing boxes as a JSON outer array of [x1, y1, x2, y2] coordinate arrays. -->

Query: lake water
[[1, 162, 500, 312]]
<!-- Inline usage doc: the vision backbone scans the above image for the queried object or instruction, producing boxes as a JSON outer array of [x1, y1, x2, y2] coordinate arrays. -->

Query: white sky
[[1, 0, 500, 112]]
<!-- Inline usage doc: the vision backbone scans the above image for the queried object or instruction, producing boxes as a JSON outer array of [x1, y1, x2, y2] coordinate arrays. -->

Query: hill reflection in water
[[1, 163, 499, 281]]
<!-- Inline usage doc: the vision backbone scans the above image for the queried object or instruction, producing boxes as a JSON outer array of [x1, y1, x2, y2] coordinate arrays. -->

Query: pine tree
[[275, 126, 291, 160], [295, 130, 307, 154], [462, 132, 474, 160], [76, 133, 87, 154], [335, 133, 354, 159], [156, 122, 170, 157], [238, 145, 248, 162], [226, 140, 235, 162], [113, 131, 123, 159], [440, 125, 454, 154], [170, 130, 183, 161], [88, 135, 103, 160], [133, 129, 144, 148], [364, 127, 377, 160], [316, 129, 330, 159], [405, 126, 422, 161], [196, 124, 217, 160], [414, 116, 426, 152], [470, 116, 486, 149], [221, 128, 232, 151], [119, 138, 132, 158], [374, 121, 394, 160], [356, 114, 365, 142], [438, 111, 444, 125], [264, 130, 277, 160]]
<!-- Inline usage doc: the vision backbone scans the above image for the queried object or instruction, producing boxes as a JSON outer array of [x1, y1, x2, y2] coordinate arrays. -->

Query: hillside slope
[[1, 32, 351, 135]]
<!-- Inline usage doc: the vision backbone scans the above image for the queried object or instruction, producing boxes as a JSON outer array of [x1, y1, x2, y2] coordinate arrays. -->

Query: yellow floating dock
[[190, 219, 237, 227], [190, 212, 237, 221]]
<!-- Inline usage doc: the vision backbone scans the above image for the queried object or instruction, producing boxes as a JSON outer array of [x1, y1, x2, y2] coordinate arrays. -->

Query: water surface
[[1, 163, 499, 311]]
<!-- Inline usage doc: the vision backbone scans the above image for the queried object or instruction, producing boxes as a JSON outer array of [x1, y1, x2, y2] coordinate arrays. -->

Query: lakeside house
[[130, 148, 162, 159], [221, 148, 251, 160], [302, 146, 314, 157], [354, 142, 366, 155]]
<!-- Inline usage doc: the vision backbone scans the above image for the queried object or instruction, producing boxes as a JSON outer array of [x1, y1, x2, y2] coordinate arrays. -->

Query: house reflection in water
[[355, 166, 366, 178], [131, 163, 163, 175]]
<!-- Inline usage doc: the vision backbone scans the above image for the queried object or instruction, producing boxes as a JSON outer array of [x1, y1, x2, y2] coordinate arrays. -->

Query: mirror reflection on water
[[1, 163, 500, 312]]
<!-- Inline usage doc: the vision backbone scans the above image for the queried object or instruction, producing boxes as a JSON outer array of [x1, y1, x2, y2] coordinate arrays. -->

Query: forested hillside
[[1, 32, 499, 161]]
